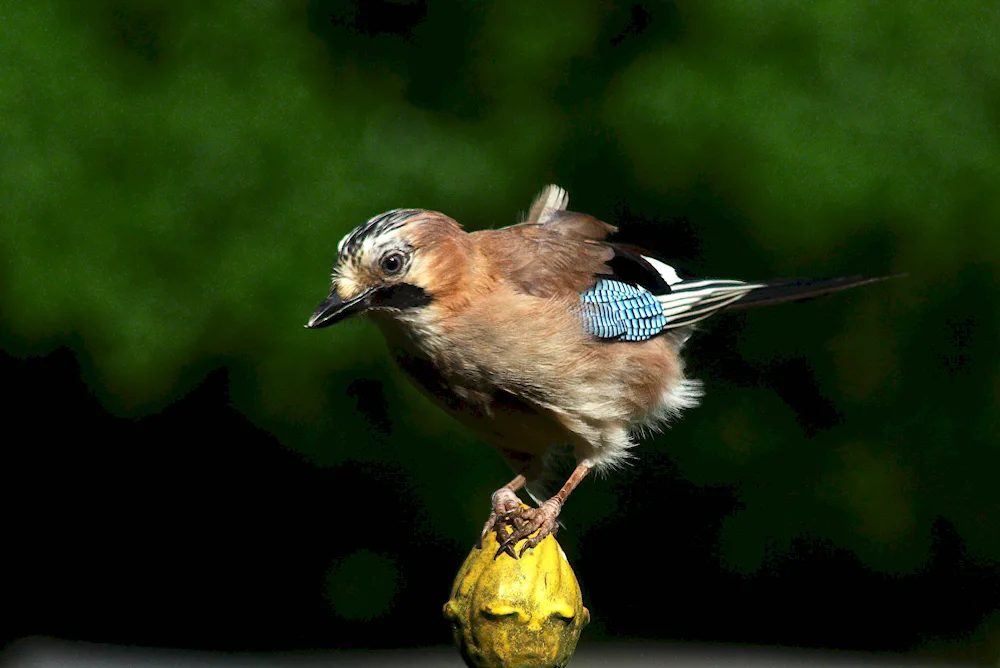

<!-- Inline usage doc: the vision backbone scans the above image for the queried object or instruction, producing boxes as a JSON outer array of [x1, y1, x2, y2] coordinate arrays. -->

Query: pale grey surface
[[0, 637, 969, 668]]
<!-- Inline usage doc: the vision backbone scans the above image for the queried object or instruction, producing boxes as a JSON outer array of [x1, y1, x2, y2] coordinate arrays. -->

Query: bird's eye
[[380, 251, 406, 276]]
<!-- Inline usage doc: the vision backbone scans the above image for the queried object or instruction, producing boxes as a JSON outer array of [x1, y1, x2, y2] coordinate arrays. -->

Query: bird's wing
[[581, 246, 888, 342], [483, 224, 615, 298], [482, 185, 618, 298], [503, 186, 886, 338], [498, 188, 756, 315], [580, 254, 760, 342]]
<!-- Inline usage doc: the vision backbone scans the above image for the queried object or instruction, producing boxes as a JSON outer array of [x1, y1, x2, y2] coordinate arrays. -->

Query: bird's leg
[[497, 464, 591, 559], [478, 473, 527, 554]]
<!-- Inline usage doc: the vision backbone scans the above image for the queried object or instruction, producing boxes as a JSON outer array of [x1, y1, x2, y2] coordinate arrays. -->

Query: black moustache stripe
[[372, 283, 432, 310]]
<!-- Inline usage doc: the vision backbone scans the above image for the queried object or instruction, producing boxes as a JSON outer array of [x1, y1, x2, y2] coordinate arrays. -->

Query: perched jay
[[307, 185, 885, 557]]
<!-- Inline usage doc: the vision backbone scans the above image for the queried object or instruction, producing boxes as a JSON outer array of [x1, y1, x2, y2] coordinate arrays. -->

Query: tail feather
[[725, 275, 902, 311]]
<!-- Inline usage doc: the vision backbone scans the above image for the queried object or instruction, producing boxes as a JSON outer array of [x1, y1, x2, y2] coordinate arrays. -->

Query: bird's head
[[305, 208, 467, 329]]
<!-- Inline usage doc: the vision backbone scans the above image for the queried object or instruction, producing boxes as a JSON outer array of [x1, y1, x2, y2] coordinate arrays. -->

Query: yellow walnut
[[443, 526, 590, 668]]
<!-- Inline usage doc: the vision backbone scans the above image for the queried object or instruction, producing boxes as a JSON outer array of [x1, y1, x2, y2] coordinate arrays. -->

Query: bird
[[306, 185, 889, 558]]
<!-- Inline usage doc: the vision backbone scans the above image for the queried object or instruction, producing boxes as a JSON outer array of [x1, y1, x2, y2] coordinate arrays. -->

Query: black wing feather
[[604, 243, 676, 294]]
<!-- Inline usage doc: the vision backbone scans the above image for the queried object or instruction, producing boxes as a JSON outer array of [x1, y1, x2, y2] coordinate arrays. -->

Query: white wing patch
[[641, 255, 683, 286]]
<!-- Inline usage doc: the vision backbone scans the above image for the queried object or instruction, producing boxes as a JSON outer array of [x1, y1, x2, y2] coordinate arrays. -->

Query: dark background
[[3, 0, 999, 662]]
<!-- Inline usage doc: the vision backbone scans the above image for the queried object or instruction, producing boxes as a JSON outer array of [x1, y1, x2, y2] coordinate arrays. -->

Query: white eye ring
[[380, 251, 406, 276]]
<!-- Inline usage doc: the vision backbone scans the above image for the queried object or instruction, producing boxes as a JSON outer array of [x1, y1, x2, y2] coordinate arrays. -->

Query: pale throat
[[369, 307, 443, 362]]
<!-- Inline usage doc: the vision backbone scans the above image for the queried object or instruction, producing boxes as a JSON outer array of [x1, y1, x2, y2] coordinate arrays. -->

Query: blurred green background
[[3, 0, 999, 661]]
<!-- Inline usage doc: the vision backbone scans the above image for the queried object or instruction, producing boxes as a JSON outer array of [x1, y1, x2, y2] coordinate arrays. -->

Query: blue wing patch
[[580, 279, 667, 342]]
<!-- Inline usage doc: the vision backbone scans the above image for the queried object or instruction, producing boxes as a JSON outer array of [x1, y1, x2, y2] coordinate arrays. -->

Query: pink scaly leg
[[478, 474, 527, 556], [495, 463, 591, 559]]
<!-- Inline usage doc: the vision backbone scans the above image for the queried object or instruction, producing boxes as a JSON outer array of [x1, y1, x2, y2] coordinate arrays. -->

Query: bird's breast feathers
[[373, 284, 699, 467]]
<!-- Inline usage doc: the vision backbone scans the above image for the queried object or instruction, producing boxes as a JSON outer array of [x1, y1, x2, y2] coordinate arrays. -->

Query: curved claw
[[493, 500, 562, 559], [517, 526, 554, 558], [494, 541, 518, 560], [478, 514, 499, 549], [479, 487, 524, 549]]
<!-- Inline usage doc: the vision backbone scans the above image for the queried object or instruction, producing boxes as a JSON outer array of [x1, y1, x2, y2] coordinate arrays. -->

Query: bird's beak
[[305, 287, 376, 329]]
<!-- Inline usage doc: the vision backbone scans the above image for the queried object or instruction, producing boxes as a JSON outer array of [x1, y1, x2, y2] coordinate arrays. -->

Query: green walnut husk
[[443, 523, 590, 668]]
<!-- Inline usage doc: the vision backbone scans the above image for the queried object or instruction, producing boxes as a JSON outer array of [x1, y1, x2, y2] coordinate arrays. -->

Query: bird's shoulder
[[471, 218, 615, 298], [465, 185, 694, 306]]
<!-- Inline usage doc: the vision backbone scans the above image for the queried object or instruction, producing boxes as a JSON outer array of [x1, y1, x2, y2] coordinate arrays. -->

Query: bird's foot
[[494, 499, 562, 559], [478, 487, 523, 554]]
